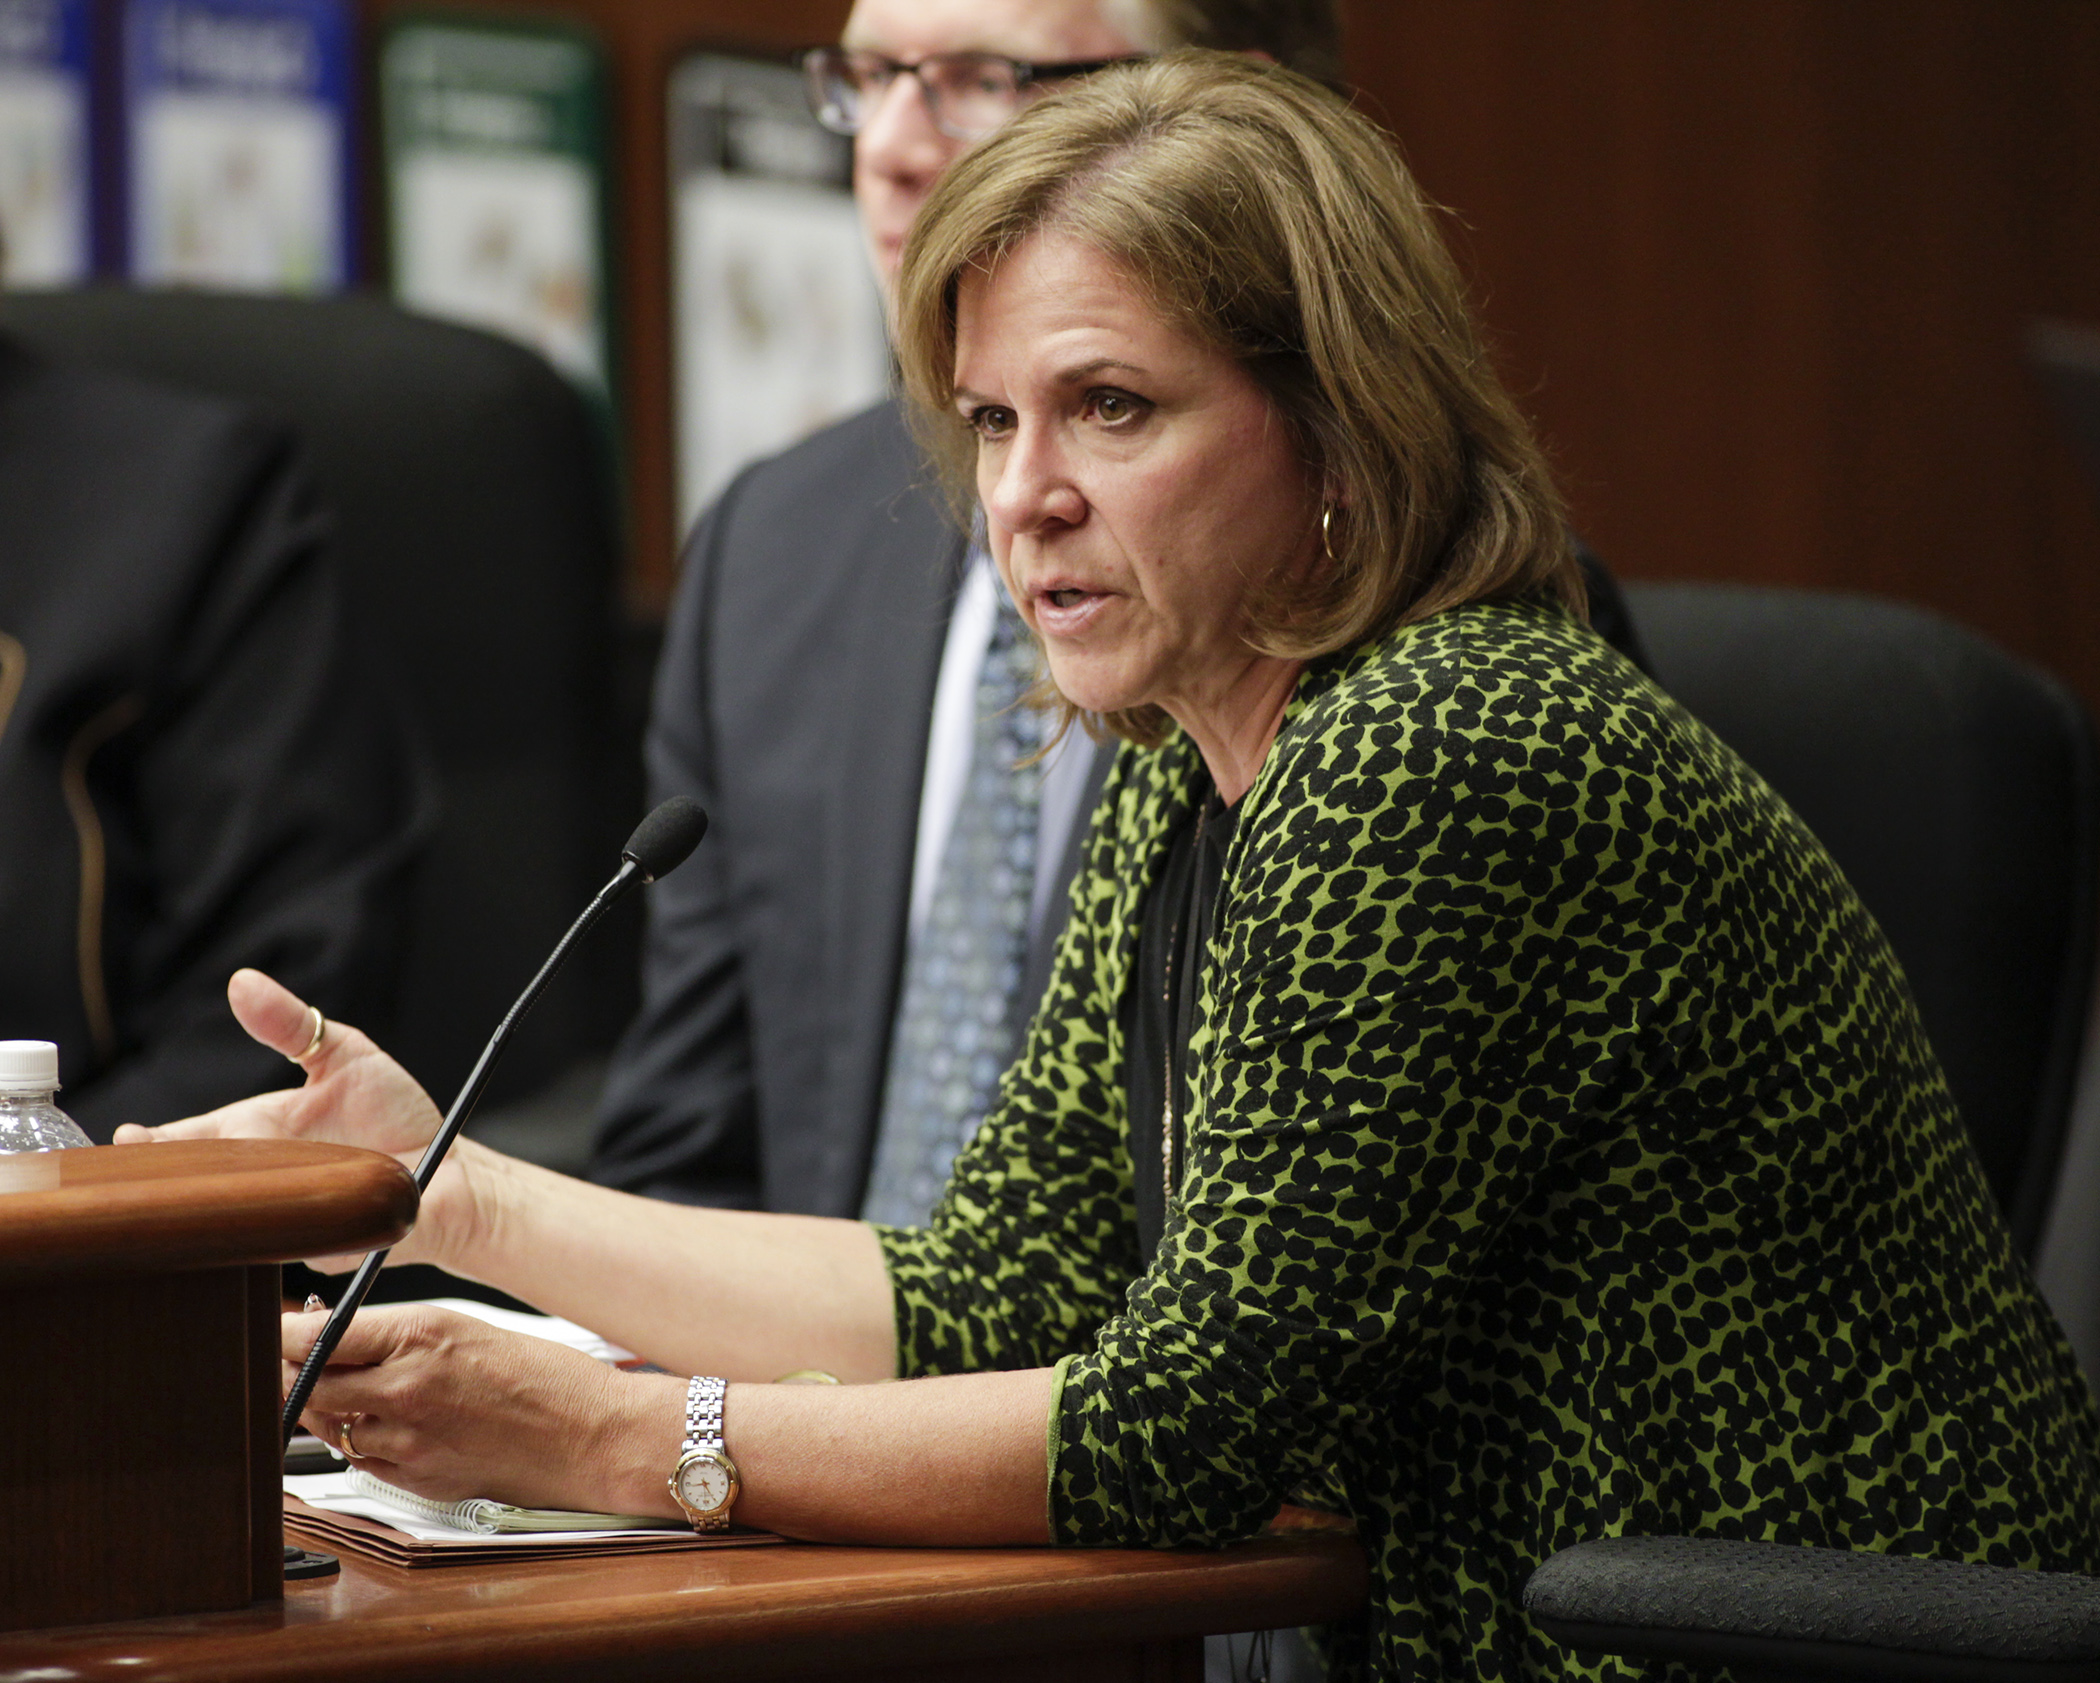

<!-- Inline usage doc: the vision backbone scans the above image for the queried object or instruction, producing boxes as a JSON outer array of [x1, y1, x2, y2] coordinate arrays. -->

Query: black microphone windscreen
[[623, 797, 710, 882]]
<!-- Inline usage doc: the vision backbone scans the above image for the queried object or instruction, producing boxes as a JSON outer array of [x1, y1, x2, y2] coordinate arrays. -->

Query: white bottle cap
[[0, 1041, 61, 1094]]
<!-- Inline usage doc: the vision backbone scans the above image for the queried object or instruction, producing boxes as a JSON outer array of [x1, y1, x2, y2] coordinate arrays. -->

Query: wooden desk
[[0, 1531, 1369, 1683], [0, 1141, 417, 1632], [0, 1142, 1368, 1674]]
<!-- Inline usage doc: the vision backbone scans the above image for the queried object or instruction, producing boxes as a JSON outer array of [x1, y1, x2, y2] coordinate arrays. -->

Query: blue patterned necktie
[[861, 585, 1044, 1226]]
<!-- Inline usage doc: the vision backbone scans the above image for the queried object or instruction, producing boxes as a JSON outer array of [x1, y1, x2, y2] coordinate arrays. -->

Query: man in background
[[0, 320, 431, 1136], [591, 0, 1642, 1222], [592, 0, 1336, 1218]]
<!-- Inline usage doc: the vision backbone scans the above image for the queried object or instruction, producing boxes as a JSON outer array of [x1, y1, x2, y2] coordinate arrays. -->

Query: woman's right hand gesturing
[[112, 967, 476, 1273]]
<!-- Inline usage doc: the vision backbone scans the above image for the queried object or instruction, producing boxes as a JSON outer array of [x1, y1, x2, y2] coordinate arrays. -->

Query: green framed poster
[[380, 13, 611, 396]]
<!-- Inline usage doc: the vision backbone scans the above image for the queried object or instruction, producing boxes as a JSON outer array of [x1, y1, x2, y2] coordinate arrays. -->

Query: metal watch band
[[683, 1374, 726, 1456]]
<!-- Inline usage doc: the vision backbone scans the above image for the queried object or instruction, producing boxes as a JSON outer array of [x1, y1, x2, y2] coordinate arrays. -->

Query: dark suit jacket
[[0, 335, 431, 1137], [590, 398, 1646, 1213]]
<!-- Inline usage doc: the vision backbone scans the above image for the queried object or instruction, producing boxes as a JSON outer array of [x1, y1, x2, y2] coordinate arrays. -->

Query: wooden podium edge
[[0, 1140, 418, 1277]]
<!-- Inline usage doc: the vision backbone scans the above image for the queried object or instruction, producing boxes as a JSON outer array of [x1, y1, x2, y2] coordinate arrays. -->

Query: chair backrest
[[2029, 318, 2100, 508], [0, 288, 636, 1109], [1627, 583, 2098, 1257]]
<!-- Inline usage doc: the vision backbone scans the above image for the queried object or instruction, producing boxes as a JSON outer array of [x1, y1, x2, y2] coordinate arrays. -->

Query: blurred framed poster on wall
[[669, 53, 887, 537], [0, 0, 91, 284], [380, 14, 610, 396], [122, 0, 352, 290]]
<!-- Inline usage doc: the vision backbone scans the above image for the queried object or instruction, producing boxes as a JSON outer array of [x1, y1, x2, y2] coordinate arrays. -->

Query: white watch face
[[676, 1452, 733, 1513]]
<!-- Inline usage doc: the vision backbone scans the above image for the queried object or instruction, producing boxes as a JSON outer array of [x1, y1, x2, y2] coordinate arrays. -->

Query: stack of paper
[[285, 1472, 780, 1568], [412, 1296, 648, 1367], [281, 1298, 758, 1566]]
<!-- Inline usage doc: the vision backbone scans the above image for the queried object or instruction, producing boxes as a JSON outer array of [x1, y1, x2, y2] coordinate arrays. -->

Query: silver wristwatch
[[667, 1375, 739, 1532]]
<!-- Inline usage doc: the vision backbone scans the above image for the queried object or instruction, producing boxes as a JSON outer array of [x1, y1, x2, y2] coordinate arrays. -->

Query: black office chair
[[1524, 585, 2100, 1683], [1526, 1534, 2100, 1683], [1626, 583, 2098, 1259], [0, 289, 636, 1114], [2030, 319, 2100, 510]]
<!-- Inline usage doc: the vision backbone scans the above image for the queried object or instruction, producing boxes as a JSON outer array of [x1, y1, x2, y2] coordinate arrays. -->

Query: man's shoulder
[[713, 396, 935, 534], [766, 395, 914, 474], [0, 331, 287, 483], [677, 395, 960, 620], [0, 335, 326, 711]]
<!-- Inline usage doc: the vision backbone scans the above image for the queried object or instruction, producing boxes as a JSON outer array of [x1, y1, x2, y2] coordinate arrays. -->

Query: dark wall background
[[1346, 0, 2100, 706], [359, 0, 2100, 709]]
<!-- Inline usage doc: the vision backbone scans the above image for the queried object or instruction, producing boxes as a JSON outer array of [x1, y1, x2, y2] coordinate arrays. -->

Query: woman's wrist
[[413, 1136, 513, 1282], [712, 1369, 1055, 1545], [593, 1369, 690, 1519]]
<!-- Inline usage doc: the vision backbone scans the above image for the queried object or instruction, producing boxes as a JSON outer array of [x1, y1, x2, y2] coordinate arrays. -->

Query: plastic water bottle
[[0, 1041, 92, 1152]]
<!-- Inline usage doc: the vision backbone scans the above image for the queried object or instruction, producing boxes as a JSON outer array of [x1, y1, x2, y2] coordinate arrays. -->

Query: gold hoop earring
[[1320, 505, 1337, 563]]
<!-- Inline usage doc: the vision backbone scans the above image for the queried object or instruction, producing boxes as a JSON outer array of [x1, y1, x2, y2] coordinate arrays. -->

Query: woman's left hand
[[284, 1306, 683, 1515]]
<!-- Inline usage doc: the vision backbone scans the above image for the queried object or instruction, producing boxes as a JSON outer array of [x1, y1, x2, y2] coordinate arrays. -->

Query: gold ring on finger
[[340, 1414, 366, 1461], [294, 1006, 327, 1064]]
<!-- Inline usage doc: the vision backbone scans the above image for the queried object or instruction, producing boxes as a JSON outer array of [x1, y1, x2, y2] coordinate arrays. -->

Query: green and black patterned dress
[[876, 599, 2100, 1682]]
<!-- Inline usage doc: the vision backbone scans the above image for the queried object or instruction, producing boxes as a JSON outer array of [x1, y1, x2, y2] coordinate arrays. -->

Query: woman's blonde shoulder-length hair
[[894, 49, 1582, 747]]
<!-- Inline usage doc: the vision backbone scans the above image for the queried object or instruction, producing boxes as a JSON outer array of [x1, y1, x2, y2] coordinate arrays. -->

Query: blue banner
[[0, 0, 93, 283], [121, 0, 353, 289]]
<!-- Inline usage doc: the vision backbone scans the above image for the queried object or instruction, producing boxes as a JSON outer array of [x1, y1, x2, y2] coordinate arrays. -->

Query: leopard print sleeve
[[1044, 600, 1724, 1550], [887, 599, 2100, 1683]]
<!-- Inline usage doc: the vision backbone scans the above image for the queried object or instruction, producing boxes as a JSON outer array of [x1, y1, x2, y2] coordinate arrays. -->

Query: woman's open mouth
[[1031, 585, 1113, 636]]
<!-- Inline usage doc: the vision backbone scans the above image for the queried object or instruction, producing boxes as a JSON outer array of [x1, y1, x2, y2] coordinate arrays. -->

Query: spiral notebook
[[284, 1470, 779, 1568], [280, 1298, 779, 1566]]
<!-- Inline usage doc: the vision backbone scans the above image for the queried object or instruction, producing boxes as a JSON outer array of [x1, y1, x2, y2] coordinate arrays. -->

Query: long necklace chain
[[1159, 800, 1211, 1220]]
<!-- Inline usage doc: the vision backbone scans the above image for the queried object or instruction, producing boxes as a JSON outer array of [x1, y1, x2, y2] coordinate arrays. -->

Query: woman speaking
[[126, 52, 2100, 1682]]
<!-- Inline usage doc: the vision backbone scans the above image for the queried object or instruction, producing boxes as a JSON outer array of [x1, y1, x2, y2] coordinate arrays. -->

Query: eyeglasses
[[801, 47, 1142, 142]]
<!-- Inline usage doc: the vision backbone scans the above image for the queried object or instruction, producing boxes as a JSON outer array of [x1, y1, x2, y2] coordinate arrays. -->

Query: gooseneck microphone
[[280, 797, 710, 1447]]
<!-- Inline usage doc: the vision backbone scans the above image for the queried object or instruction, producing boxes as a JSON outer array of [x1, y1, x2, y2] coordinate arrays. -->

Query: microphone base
[[283, 1544, 340, 1579]]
